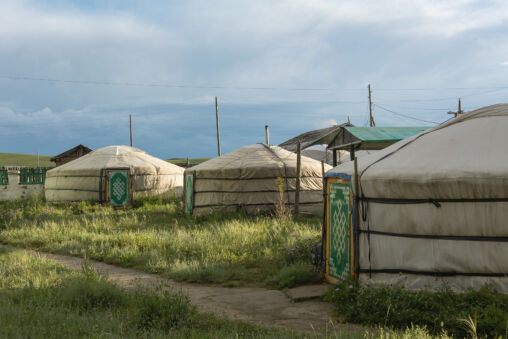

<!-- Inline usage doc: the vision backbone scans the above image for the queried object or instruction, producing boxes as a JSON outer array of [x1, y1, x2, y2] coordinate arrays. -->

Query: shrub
[[325, 280, 508, 338], [265, 263, 322, 289]]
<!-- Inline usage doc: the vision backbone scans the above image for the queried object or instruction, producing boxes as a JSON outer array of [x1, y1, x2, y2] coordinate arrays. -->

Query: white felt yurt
[[45, 146, 184, 201], [184, 143, 331, 215], [323, 104, 508, 292]]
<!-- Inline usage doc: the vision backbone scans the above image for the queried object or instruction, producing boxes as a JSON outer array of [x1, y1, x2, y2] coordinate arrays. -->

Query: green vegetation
[[0, 247, 313, 338], [0, 153, 53, 167], [0, 247, 455, 338], [0, 197, 322, 288], [166, 157, 210, 167], [325, 280, 508, 338]]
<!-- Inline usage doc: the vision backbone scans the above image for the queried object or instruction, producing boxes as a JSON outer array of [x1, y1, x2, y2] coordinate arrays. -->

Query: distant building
[[50, 144, 92, 167]]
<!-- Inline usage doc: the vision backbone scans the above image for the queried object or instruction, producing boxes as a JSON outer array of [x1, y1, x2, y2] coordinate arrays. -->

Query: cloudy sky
[[1, 0, 508, 158]]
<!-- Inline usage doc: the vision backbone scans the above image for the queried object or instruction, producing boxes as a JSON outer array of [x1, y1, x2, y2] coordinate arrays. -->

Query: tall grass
[[0, 247, 471, 338], [0, 197, 322, 288], [325, 280, 508, 338], [0, 247, 315, 338]]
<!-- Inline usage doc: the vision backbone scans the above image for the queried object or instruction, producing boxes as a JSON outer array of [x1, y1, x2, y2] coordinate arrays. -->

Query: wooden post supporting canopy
[[353, 156, 360, 279], [295, 141, 302, 217]]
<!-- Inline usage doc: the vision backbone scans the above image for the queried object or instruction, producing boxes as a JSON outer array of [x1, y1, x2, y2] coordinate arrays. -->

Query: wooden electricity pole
[[368, 84, 376, 127], [215, 96, 221, 156], [129, 114, 133, 147]]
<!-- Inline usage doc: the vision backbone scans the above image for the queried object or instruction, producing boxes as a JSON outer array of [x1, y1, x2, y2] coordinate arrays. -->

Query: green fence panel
[[0, 167, 8, 185], [19, 167, 52, 185]]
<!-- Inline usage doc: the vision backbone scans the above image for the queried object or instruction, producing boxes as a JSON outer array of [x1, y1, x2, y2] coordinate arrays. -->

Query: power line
[[0, 75, 357, 92], [3, 74, 508, 93], [373, 104, 441, 125], [374, 103, 450, 111]]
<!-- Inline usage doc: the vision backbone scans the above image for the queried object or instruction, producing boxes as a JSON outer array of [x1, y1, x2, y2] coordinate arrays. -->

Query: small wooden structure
[[50, 144, 92, 167], [327, 126, 429, 165]]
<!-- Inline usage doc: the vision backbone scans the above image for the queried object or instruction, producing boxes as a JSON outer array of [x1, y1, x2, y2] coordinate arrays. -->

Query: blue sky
[[1, 0, 508, 158]]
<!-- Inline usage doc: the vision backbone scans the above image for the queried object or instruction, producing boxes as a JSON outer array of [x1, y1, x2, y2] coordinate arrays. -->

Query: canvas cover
[[45, 145, 184, 201], [326, 103, 508, 292], [185, 144, 331, 215]]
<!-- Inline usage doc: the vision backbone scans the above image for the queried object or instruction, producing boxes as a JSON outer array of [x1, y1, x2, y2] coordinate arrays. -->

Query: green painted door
[[108, 170, 129, 207], [184, 174, 194, 214], [328, 182, 351, 280]]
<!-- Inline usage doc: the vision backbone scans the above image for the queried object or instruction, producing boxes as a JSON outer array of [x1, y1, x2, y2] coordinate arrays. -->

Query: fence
[[18, 167, 52, 185], [0, 167, 7, 185]]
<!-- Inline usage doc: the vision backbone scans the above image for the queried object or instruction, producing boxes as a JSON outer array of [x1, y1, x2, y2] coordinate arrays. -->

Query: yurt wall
[[185, 144, 331, 215], [45, 146, 184, 202], [323, 104, 508, 292]]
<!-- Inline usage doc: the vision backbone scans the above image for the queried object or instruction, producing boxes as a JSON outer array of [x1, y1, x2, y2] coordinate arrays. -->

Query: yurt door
[[104, 168, 131, 207], [184, 173, 194, 214], [326, 177, 353, 282]]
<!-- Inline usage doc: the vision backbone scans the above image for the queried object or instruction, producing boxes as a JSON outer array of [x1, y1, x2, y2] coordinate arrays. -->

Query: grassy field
[[0, 153, 54, 167], [1, 198, 506, 338], [0, 152, 209, 168], [0, 247, 455, 338], [0, 246, 317, 338], [0, 197, 323, 288]]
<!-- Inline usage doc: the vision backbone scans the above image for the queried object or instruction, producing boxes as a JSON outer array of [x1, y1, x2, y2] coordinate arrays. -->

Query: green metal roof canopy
[[328, 126, 430, 151]]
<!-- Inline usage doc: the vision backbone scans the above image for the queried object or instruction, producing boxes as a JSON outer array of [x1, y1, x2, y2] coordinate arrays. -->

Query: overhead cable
[[374, 104, 441, 125]]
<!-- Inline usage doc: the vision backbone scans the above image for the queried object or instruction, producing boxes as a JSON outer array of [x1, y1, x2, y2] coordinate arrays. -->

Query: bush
[[325, 280, 508, 338], [265, 263, 322, 289], [133, 287, 195, 331]]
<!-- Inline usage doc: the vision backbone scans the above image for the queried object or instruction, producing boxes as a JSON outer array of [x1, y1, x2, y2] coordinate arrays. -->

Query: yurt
[[45, 146, 184, 204], [184, 143, 331, 215], [323, 104, 508, 292]]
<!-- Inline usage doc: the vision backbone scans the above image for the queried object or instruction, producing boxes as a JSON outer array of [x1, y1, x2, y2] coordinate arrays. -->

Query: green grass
[[325, 280, 508, 338], [0, 197, 322, 288], [0, 153, 54, 167], [0, 247, 451, 338], [166, 157, 210, 167], [0, 247, 319, 338]]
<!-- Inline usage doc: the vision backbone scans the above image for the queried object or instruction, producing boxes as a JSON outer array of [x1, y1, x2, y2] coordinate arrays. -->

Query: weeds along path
[[3, 245, 358, 335]]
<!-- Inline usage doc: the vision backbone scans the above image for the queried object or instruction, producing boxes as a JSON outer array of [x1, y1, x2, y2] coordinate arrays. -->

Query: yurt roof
[[326, 103, 508, 199], [47, 145, 184, 175], [186, 143, 331, 179]]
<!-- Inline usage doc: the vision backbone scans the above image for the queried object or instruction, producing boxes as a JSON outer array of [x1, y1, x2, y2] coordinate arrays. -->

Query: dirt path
[[3, 245, 360, 335]]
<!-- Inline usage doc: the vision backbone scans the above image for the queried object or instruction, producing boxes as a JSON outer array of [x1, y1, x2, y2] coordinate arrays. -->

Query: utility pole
[[447, 98, 463, 118], [265, 125, 270, 145], [129, 114, 133, 147], [37, 151, 39, 167], [368, 84, 375, 127], [215, 96, 221, 156]]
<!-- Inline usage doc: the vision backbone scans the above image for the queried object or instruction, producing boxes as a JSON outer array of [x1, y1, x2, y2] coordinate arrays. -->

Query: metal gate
[[326, 177, 353, 282]]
